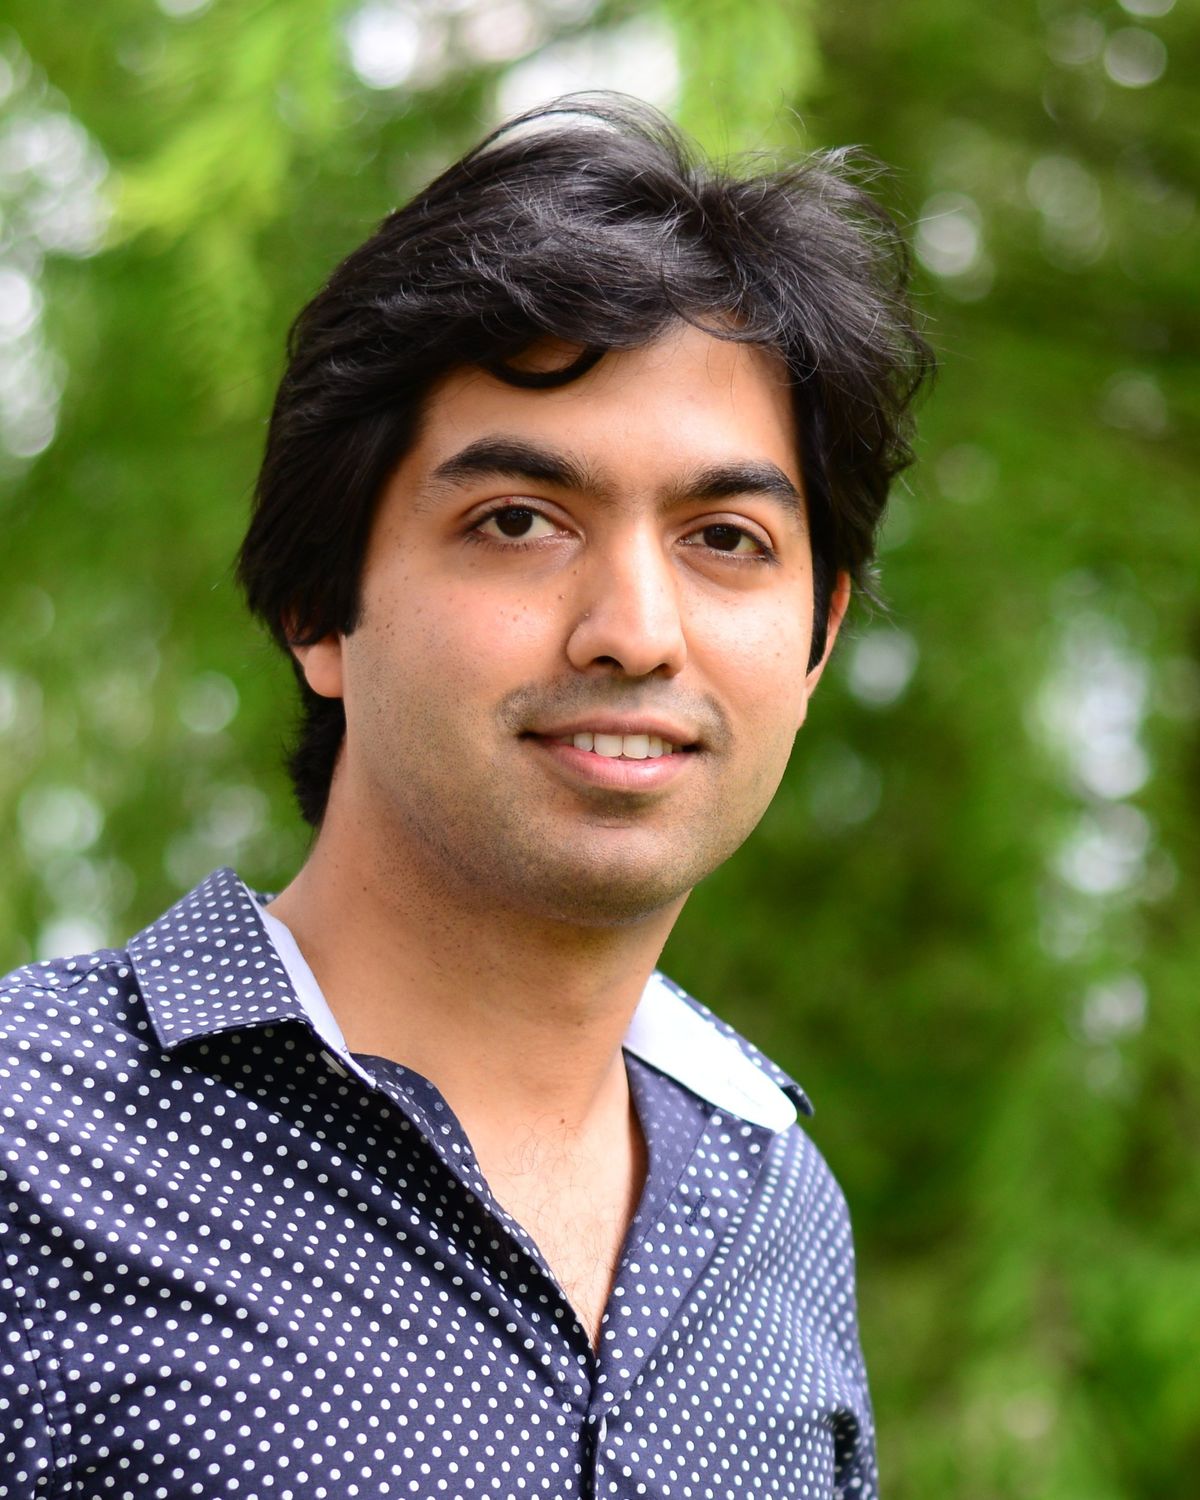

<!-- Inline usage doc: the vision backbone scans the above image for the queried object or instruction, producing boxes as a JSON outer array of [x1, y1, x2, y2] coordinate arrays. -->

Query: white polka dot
[[0, 868, 876, 1495]]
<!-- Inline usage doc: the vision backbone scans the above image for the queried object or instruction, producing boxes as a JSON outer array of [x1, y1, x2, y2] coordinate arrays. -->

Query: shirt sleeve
[[834, 1383, 879, 1499], [831, 1224, 880, 1500], [0, 1252, 60, 1497], [809, 1141, 879, 1500]]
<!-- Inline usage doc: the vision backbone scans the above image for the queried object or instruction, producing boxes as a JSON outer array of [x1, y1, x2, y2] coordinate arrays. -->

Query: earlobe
[[804, 571, 852, 696], [292, 635, 345, 700]]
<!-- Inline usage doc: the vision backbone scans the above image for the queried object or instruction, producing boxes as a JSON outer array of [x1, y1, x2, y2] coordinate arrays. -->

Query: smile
[[527, 732, 697, 792], [555, 732, 680, 760]]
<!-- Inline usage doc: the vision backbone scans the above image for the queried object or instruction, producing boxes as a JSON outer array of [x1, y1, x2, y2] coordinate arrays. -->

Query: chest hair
[[482, 1122, 644, 1346]]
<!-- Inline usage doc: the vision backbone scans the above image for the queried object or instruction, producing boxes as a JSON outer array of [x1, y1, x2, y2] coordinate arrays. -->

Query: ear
[[290, 633, 345, 700], [804, 571, 851, 696]]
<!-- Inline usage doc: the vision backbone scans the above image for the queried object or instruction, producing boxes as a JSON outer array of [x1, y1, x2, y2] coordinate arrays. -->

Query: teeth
[[568, 732, 677, 759]]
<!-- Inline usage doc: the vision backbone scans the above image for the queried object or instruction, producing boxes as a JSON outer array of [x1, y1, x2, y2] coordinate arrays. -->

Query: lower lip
[[530, 738, 696, 791]]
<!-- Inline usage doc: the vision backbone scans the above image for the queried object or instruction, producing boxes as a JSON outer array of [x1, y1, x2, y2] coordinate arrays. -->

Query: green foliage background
[[2, 0, 1196, 1493]]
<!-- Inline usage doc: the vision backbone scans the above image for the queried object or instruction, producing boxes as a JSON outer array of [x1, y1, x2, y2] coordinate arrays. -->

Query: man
[[0, 98, 930, 1497]]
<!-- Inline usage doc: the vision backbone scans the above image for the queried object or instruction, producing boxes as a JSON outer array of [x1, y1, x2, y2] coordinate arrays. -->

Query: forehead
[[404, 325, 801, 491]]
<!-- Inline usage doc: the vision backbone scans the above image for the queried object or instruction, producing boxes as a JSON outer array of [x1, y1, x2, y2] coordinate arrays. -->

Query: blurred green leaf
[[2, 0, 1197, 1494]]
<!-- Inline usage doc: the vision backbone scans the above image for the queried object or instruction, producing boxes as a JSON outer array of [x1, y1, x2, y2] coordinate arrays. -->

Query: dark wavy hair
[[237, 94, 933, 827]]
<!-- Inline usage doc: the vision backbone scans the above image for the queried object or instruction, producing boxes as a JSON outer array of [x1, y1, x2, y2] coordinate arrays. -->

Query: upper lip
[[528, 717, 700, 747]]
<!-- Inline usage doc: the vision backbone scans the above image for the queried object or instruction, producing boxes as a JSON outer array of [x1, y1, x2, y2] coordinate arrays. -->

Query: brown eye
[[690, 524, 762, 555], [477, 507, 556, 541], [496, 507, 535, 537], [704, 525, 744, 550]]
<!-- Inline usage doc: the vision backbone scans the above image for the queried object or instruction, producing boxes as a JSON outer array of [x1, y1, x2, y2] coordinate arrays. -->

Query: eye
[[475, 506, 559, 541], [683, 523, 769, 557]]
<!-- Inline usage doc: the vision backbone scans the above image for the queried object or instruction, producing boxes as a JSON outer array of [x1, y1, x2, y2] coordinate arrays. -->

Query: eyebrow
[[667, 461, 805, 521], [423, 438, 611, 503], [420, 436, 805, 523]]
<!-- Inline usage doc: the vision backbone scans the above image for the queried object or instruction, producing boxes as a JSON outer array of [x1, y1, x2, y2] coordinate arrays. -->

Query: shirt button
[[597, 1416, 608, 1444]]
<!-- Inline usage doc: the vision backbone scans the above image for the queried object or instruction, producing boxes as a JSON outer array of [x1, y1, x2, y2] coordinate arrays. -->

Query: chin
[[508, 839, 739, 928], [534, 878, 688, 928]]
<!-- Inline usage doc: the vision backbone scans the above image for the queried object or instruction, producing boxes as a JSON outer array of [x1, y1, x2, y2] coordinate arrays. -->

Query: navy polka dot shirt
[[0, 868, 877, 1497]]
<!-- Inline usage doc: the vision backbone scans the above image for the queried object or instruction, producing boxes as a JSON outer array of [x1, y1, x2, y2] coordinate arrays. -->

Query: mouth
[[548, 731, 689, 761], [520, 726, 700, 790]]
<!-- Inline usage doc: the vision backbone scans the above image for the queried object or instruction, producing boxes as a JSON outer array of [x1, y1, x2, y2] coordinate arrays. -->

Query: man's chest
[[0, 976, 874, 1498], [486, 1163, 634, 1345], [2, 1059, 869, 1500], [461, 1090, 649, 1347]]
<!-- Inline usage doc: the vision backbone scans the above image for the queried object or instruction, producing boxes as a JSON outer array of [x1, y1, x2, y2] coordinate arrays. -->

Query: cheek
[[702, 599, 813, 728], [357, 577, 562, 700], [441, 581, 563, 675]]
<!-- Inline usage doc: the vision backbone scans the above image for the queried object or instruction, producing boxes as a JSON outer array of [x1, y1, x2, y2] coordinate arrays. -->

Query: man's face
[[298, 323, 844, 925]]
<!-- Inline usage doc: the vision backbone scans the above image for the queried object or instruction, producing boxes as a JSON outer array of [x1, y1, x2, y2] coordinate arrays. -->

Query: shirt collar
[[626, 973, 811, 1125], [130, 868, 810, 1130], [128, 865, 311, 1047]]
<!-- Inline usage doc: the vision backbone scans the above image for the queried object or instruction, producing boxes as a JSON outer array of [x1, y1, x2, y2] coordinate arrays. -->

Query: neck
[[267, 799, 684, 1145]]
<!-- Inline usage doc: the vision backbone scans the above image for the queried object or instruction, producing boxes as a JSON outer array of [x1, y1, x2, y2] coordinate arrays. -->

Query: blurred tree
[[1, 0, 1196, 1495]]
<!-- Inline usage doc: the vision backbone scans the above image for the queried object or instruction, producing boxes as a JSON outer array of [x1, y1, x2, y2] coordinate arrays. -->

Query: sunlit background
[[2, 0, 1197, 1493]]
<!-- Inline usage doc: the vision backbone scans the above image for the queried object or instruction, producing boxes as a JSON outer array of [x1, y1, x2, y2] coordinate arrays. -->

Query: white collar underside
[[258, 903, 797, 1135]]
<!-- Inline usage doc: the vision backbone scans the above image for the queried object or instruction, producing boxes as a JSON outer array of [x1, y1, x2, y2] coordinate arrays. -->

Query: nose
[[565, 529, 687, 679]]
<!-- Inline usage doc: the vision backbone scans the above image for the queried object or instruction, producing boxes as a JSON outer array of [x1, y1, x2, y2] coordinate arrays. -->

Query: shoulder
[[652, 974, 853, 1219], [0, 946, 147, 1079], [637, 970, 852, 1233]]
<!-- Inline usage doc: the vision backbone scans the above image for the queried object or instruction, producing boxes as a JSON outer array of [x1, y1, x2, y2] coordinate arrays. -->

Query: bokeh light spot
[[345, 2, 423, 89], [1079, 972, 1147, 1043], [35, 914, 108, 961], [460, 0, 542, 63], [497, 17, 680, 118], [1100, 371, 1168, 438], [18, 784, 104, 860], [1103, 28, 1167, 88], [1035, 612, 1150, 800], [1055, 804, 1150, 896], [178, 672, 239, 736], [156, 0, 213, 17], [935, 444, 997, 505], [845, 630, 919, 708], [1045, 13, 1105, 68], [807, 745, 882, 833]]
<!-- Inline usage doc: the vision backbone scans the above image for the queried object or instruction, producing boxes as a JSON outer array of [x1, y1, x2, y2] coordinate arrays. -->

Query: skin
[[268, 323, 848, 1340]]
